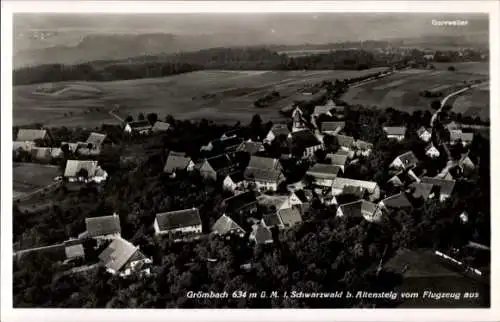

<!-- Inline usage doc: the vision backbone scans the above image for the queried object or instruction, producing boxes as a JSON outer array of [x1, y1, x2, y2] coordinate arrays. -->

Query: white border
[[2, 1, 499, 322]]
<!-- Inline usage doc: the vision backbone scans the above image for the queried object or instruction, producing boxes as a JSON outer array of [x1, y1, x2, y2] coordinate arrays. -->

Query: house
[[320, 121, 345, 135], [312, 100, 335, 118], [277, 207, 302, 228], [306, 163, 342, 187], [264, 124, 290, 143], [354, 140, 373, 156], [262, 212, 285, 229], [390, 151, 419, 171], [163, 151, 194, 174], [202, 136, 243, 154], [425, 143, 440, 158], [446, 121, 460, 131], [408, 182, 435, 200], [81, 213, 121, 242], [244, 167, 285, 192], [222, 191, 258, 217], [249, 222, 273, 245], [378, 192, 413, 212], [335, 134, 356, 152], [421, 177, 456, 201], [124, 120, 153, 135], [151, 121, 172, 132], [387, 169, 420, 188], [332, 177, 380, 201], [383, 126, 407, 141], [212, 214, 246, 237], [223, 172, 246, 192], [257, 195, 290, 212], [248, 156, 282, 171], [154, 208, 202, 240], [200, 154, 239, 181], [423, 54, 435, 60], [64, 239, 85, 261], [98, 237, 152, 277], [237, 140, 265, 155], [417, 127, 432, 142], [31, 147, 63, 162], [289, 130, 322, 158], [63, 160, 108, 183], [16, 128, 50, 145], [325, 153, 349, 172], [61, 142, 80, 153], [288, 189, 314, 213], [221, 128, 243, 140], [450, 130, 474, 146], [13, 141, 36, 153], [336, 200, 383, 222]]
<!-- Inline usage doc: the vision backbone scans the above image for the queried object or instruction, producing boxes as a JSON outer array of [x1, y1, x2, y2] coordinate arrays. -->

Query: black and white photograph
[[1, 1, 499, 321]]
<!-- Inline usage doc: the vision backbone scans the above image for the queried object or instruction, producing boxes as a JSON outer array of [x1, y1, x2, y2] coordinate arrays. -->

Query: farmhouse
[[264, 124, 290, 143], [421, 177, 456, 201], [200, 154, 239, 181], [212, 214, 246, 237], [124, 120, 153, 135], [249, 222, 273, 245], [379, 192, 413, 212], [306, 163, 342, 187], [80, 213, 121, 242], [154, 208, 202, 240], [237, 140, 265, 155], [289, 130, 322, 158], [223, 172, 246, 192], [151, 121, 172, 132], [383, 126, 407, 141], [263, 212, 285, 229], [320, 121, 345, 135], [336, 200, 383, 222], [325, 153, 349, 171], [417, 127, 432, 142], [98, 237, 152, 277], [332, 177, 380, 201], [163, 151, 194, 175], [16, 128, 51, 145], [425, 143, 440, 158], [390, 151, 419, 171], [277, 207, 303, 228], [64, 160, 108, 183], [221, 191, 258, 217], [243, 167, 285, 192]]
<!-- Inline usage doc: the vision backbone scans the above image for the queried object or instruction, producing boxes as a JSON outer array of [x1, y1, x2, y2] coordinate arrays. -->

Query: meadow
[[13, 68, 388, 127], [13, 163, 61, 199]]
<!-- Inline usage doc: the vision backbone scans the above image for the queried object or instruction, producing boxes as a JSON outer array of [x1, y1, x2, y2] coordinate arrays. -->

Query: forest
[[13, 94, 490, 307]]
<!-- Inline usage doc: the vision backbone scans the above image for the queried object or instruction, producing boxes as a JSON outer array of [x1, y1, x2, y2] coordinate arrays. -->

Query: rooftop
[[16, 129, 47, 142], [64, 160, 98, 178], [86, 132, 107, 147], [212, 214, 245, 235], [155, 208, 201, 231], [383, 126, 407, 136], [98, 237, 140, 272], [85, 214, 121, 238], [163, 152, 191, 173], [277, 207, 303, 227], [381, 192, 413, 209]]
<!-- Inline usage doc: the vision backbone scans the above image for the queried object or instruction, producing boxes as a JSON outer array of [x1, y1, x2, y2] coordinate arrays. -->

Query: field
[[343, 62, 489, 114], [13, 163, 61, 200], [449, 84, 490, 120], [13, 68, 388, 127]]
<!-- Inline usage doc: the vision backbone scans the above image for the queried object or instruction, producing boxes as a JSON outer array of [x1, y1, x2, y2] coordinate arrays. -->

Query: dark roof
[[223, 191, 257, 213], [335, 134, 355, 148], [211, 136, 243, 152], [338, 200, 377, 218], [383, 126, 407, 136], [164, 152, 191, 173], [263, 213, 284, 228], [85, 214, 121, 238], [290, 130, 321, 148], [251, 223, 273, 244], [342, 186, 366, 198], [206, 154, 235, 171], [421, 177, 456, 196], [293, 189, 313, 203], [307, 163, 341, 179], [382, 192, 413, 209], [248, 156, 281, 170], [128, 120, 152, 129], [326, 153, 348, 166], [238, 141, 264, 155], [277, 208, 302, 227], [409, 182, 434, 199], [155, 208, 201, 231], [395, 151, 419, 170], [228, 172, 245, 183], [98, 237, 140, 272], [212, 214, 245, 235], [222, 128, 244, 138], [320, 121, 345, 133], [244, 167, 283, 183]]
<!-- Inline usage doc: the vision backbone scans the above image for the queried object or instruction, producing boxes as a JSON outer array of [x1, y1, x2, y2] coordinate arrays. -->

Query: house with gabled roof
[[243, 167, 285, 192], [408, 182, 435, 200], [425, 143, 440, 159], [277, 207, 302, 228], [450, 130, 474, 146], [163, 151, 194, 175], [200, 154, 239, 181], [221, 191, 258, 217], [263, 212, 285, 229], [98, 237, 152, 277], [152, 121, 172, 133], [390, 151, 419, 171], [312, 99, 336, 118], [378, 192, 413, 212], [212, 214, 246, 237], [248, 156, 282, 171], [264, 124, 290, 144], [289, 130, 323, 158], [64, 160, 108, 183], [335, 134, 356, 152], [383, 126, 407, 141], [223, 172, 246, 192], [320, 121, 345, 135], [325, 153, 349, 172], [257, 194, 289, 212], [332, 177, 380, 201], [202, 136, 243, 154], [124, 120, 153, 135], [31, 147, 63, 162], [421, 177, 456, 201], [287, 189, 314, 213], [16, 128, 51, 145], [237, 140, 265, 155], [80, 213, 121, 242], [387, 169, 420, 188], [336, 200, 383, 222], [249, 222, 273, 245], [13, 141, 36, 153], [306, 163, 342, 187], [75, 132, 108, 156], [63, 239, 85, 261], [417, 126, 432, 142], [154, 208, 202, 240]]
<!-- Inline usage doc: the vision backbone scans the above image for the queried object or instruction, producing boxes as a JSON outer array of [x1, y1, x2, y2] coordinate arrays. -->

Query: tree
[[125, 115, 134, 122], [76, 168, 89, 179], [447, 66, 456, 71], [147, 113, 158, 125], [138, 113, 145, 121], [430, 100, 441, 110]]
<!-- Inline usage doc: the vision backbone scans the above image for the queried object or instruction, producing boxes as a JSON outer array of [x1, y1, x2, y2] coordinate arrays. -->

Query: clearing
[[13, 163, 61, 200], [14, 68, 388, 127]]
